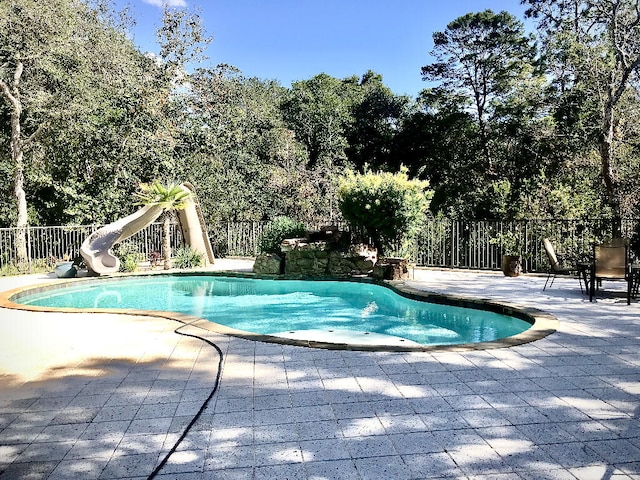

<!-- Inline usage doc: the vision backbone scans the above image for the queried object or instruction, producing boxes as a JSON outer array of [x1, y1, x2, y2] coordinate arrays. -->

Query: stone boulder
[[253, 253, 283, 275], [281, 238, 375, 277], [373, 257, 409, 280]]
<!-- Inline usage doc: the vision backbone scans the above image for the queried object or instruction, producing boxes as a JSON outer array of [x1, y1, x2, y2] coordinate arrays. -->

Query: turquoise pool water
[[17, 276, 531, 346]]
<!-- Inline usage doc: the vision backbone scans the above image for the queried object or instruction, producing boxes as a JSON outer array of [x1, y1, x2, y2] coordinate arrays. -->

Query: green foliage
[[0, 258, 53, 277], [135, 181, 191, 211], [1, 0, 639, 230], [173, 246, 204, 269], [344, 71, 411, 171], [113, 242, 144, 272], [476, 180, 514, 220], [258, 217, 306, 255], [490, 229, 526, 256], [516, 167, 603, 220], [338, 168, 432, 256], [281, 73, 355, 167], [523, 0, 640, 216], [135, 180, 192, 270], [422, 10, 538, 172]]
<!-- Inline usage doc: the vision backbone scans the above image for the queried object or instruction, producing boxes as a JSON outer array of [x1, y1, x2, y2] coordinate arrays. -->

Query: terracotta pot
[[501, 254, 522, 277]]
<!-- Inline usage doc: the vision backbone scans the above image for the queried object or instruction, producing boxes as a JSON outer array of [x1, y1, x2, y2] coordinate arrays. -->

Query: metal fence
[[410, 218, 639, 271], [1, 218, 638, 273], [0, 223, 183, 270]]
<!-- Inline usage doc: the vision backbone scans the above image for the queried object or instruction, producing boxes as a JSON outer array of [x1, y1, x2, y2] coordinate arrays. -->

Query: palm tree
[[135, 181, 192, 270]]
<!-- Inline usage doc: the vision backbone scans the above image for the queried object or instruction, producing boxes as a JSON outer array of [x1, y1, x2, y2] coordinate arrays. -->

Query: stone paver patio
[[1, 260, 639, 479]]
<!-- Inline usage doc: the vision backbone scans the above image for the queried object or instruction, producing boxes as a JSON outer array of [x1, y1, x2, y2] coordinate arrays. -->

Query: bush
[[113, 242, 145, 272], [258, 217, 306, 254], [338, 167, 432, 257], [173, 246, 204, 269], [0, 258, 57, 277]]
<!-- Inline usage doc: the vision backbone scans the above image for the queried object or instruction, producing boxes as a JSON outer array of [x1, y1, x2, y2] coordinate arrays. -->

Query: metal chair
[[589, 240, 632, 304], [542, 238, 581, 292]]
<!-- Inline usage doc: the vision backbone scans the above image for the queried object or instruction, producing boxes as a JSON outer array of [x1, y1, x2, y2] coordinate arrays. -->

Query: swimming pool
[[12, 274, 545, 349]]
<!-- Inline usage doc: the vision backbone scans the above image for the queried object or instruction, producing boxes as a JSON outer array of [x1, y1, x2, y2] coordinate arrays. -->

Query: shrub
[[173, 246, 204, 269], [0, 258, 57, 277], [338, 167, 432, 257], [113, 242, 144, 272], [258, 217, 306, 255]]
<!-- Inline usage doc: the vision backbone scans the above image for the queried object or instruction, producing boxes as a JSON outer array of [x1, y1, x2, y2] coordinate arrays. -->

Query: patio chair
[[589, 239, 632, 304], [542, 238, 581, 292]]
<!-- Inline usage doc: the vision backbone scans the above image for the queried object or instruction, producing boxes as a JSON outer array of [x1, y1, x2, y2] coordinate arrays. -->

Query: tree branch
[[22, 122, 48, 149], [0, 78, 19, 110]]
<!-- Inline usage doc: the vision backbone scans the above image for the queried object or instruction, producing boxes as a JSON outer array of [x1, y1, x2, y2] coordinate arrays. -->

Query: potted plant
[[491, 230, 525, 277]]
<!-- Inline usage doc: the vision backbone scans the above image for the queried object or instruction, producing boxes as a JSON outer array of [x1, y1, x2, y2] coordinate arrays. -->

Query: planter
[[501, 255, 522, 277], [54, 261, 77, 278]]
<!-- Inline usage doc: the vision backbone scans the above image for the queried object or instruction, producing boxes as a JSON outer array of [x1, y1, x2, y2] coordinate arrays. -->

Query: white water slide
[[80, 183, 215, 275]]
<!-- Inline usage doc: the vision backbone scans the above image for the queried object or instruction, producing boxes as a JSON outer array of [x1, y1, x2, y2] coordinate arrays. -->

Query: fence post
[[524, 220, 529, 273], [27, 226, 32, 273], [450, 218, 455, 268]]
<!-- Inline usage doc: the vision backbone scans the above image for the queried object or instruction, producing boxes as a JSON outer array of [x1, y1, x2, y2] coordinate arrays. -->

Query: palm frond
[[134, 180, 192, 211]]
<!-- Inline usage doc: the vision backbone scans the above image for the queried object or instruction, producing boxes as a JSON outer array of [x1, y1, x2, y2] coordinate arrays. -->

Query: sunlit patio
[[1, 260, 639, 479]]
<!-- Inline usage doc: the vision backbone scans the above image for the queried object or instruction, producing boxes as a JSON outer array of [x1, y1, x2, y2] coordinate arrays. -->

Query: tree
[[281, 73, 357, 168], [185, 66, 311, 222], [395, 89, 483, 218], [0, 0, 151, 263], [337, 168, 432, 256], [421, 10, 537, 172], [1, 0, 80, 263], [345, 70, 411, 172], [524, 0, 640, 217], [135, 181, 192, 270]]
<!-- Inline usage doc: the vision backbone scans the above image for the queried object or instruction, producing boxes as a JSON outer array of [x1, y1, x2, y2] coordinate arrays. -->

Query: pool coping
[[0, 270, 559, 352]]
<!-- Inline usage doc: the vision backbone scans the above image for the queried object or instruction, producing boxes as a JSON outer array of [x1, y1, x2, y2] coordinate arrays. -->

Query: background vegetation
[[2, 0, 639, 251]]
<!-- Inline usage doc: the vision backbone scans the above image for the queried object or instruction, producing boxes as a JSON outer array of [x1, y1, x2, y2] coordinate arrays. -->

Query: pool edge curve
[[0, 271, 559, 352]]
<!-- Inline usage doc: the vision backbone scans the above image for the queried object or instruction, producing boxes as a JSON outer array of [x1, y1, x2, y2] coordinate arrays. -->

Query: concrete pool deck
[[0, 260, 639, 479]]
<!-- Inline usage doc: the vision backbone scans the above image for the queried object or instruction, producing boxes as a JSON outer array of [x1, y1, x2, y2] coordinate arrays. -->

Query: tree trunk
[[372, 234, 385, 258], [163, 214, 172, 270], [474, 90, 492, 173], [1, 62, 29, 266], [13, 154, 29, 267], [600, 92, 619, 217]]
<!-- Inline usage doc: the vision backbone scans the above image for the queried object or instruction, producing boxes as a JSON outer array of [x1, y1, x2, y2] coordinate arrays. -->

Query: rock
[[264, 229, 381, 277], [373, 257, 409, 280], [253, 253, 283, 275]]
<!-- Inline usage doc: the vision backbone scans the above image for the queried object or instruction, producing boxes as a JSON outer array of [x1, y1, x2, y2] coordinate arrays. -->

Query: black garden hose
[[147, 321, 224, 480]]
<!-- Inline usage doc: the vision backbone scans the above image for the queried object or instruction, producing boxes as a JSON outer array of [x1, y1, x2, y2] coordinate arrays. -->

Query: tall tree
[[281, 73, 357, 168], [185, 66, 299, 222], [396, 89, 482, 217], [0, 0, 143, 263], [524, 0, 640, 216], [345, 70, 410, 172], [421, 10, 537, 173]]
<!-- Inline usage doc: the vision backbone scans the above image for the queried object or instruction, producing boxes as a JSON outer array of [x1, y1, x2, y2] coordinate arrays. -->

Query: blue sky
[[115, 0, 529, 98]]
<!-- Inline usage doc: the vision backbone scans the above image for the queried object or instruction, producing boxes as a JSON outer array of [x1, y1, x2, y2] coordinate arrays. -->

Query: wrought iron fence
[[406, 218, 638, 271], [1, 218, 638, 273], [0, 223, 183, 270]]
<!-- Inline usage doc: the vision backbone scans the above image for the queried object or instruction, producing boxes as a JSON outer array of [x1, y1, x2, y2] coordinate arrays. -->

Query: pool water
[[17, 276, 531, 346]]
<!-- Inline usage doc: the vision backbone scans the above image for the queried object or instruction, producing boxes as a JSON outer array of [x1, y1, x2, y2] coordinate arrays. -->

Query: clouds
[[143, 0, 187, 7]]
